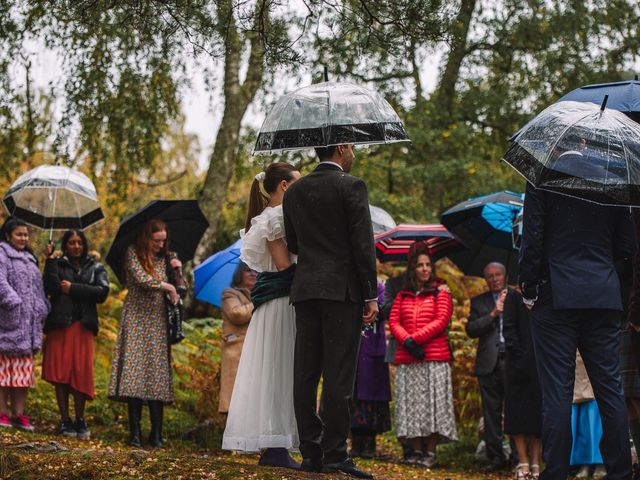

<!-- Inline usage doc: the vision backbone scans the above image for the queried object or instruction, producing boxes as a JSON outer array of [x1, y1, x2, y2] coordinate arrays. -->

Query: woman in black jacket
[[42, 230, 109, 440]]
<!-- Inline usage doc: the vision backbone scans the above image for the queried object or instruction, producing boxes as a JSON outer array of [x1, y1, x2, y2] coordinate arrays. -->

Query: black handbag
[[164, 256, 185, 344], [166, 296, 185, 345]]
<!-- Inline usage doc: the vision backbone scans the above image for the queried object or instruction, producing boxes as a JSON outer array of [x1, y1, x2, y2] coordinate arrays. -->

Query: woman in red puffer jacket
[[389, 248, 458, 468]]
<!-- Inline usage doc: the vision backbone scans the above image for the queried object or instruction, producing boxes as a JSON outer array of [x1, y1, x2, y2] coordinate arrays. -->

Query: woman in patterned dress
[[389, 247, 457, 468], [0, 217, 50, 431], [108, 219, 181, 448]]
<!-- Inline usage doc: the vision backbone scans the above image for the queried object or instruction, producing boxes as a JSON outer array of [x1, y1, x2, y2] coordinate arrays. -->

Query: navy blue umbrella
[[441, 191, 524, 282], [558, 79, 640, 122]]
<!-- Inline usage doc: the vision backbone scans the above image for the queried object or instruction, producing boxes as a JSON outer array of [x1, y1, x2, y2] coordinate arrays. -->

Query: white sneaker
[[592, 465, 606, 479], [575, 465, 590, 478]]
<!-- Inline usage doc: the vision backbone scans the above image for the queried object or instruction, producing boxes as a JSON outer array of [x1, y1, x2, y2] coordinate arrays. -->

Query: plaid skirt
[[394, 362, 458, 442], [620, 325, 640, 398]]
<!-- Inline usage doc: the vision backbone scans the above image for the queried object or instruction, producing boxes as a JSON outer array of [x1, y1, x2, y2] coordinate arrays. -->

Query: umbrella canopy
[[502, 100, 640, 206], [3, 165, 103, 231], [374, 224, 465, 263], [441, 191, 524, 283], [558, 79, 640, 122], [369, 204, 396, 235], [193, 239, 242, 308], [253, 81, 410, 154], [105, 200, 209, 284]]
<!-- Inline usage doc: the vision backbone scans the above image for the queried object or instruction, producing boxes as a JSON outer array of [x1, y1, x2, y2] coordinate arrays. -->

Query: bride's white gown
[[221, 205, 299, 452]]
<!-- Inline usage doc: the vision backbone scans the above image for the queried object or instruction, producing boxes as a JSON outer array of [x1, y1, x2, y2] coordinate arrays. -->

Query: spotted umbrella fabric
[[3, 165, 103, 230], [253, 81, 410, 154], [374, 224, 465, 263]]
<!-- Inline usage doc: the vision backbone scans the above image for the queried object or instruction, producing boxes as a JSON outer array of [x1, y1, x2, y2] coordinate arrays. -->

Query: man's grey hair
[[483, 262, 506, 275]]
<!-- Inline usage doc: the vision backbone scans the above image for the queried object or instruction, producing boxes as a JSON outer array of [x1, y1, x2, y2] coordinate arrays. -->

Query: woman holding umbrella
[[108, 219, 181, 448], [42, 230, 110, 440], [0, 217, 50, 431]]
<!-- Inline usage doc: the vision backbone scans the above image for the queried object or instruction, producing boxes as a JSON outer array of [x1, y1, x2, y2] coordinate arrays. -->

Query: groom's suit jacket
[[283, 162, 377, 304]]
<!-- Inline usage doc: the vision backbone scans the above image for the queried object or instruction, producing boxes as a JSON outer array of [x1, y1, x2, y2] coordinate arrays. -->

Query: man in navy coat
[[519, 183, 637, 480]]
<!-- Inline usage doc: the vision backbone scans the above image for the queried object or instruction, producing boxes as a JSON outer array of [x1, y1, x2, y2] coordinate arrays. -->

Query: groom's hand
[[362, 301, 378, 324]]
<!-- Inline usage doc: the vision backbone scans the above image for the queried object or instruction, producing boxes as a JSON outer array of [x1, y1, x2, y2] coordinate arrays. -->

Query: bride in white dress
[[222, 162, 301, 469]]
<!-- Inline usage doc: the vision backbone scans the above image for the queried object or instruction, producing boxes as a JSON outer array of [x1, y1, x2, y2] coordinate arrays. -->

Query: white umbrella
[[3, 165, 104, 238]]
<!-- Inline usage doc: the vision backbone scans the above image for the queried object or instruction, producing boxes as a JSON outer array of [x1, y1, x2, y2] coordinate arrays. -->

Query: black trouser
[[293, 299, 362, 464], [478, 356, 507, 465], [530, 302, 631, 480]]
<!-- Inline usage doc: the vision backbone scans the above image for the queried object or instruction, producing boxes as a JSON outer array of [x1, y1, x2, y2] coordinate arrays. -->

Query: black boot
[[127, 398, 143, 447], [258, 448, 300, 470], [350, 434, 364, 458], [361, 435, 376, 459], [148, 401, 164, 448]]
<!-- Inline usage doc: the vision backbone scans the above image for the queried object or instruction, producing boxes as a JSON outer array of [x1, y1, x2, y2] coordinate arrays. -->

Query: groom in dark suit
[[283, 144, 378, 479], [520, 183, 637, 480]]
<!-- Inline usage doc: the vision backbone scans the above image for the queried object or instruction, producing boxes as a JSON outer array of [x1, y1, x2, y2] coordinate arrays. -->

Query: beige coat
[[218, 287, 253, 413], [573, 351, 595, 404]]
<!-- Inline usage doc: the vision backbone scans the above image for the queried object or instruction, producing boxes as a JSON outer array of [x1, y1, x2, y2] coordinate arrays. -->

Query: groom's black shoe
[[322, 457, 373, 479], [300, 457, 323, 473]]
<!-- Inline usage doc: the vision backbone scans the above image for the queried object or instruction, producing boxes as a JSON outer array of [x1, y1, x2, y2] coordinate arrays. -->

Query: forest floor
[[0, 426, 514, 480]]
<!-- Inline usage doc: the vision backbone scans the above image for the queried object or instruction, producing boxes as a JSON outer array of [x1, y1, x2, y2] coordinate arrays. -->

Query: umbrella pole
[[48, 187, 58, 242]]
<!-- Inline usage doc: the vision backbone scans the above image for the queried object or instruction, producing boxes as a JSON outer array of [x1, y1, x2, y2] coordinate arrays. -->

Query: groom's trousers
[[293, 299, 362, 464]]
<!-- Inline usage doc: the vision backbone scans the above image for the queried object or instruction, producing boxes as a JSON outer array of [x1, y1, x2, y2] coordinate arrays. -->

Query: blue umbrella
[[194, 239, 243, 308], [558, 79, 640, 120], [440, 191, 524, 282]]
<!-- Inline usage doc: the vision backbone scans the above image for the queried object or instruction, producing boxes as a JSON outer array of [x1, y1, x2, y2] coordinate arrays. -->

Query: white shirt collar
[[321, 161, 343, 171]]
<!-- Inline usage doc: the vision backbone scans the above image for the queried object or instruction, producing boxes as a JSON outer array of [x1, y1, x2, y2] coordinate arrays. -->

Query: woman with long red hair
[[108, 219, 182, 448]]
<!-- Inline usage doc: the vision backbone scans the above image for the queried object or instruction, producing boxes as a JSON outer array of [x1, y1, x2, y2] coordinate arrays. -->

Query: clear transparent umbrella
[[253, 81, 410, 154], [502, 100, 640, 206], [3, 165, 103, 238], [369, 204, 396, 235]]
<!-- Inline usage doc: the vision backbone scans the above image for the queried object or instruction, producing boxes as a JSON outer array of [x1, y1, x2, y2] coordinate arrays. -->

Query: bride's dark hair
[[244, 162, 299, 232]]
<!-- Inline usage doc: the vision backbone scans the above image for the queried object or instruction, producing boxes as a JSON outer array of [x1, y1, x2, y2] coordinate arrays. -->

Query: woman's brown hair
[[404, 242, 437, 292], [135, 219, 169, 275], [244, 162, 299, 232]]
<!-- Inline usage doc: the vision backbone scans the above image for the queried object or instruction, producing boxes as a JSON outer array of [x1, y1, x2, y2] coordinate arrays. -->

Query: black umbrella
[[105, 200, 209, 284], [441, 191, 524, 283]]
